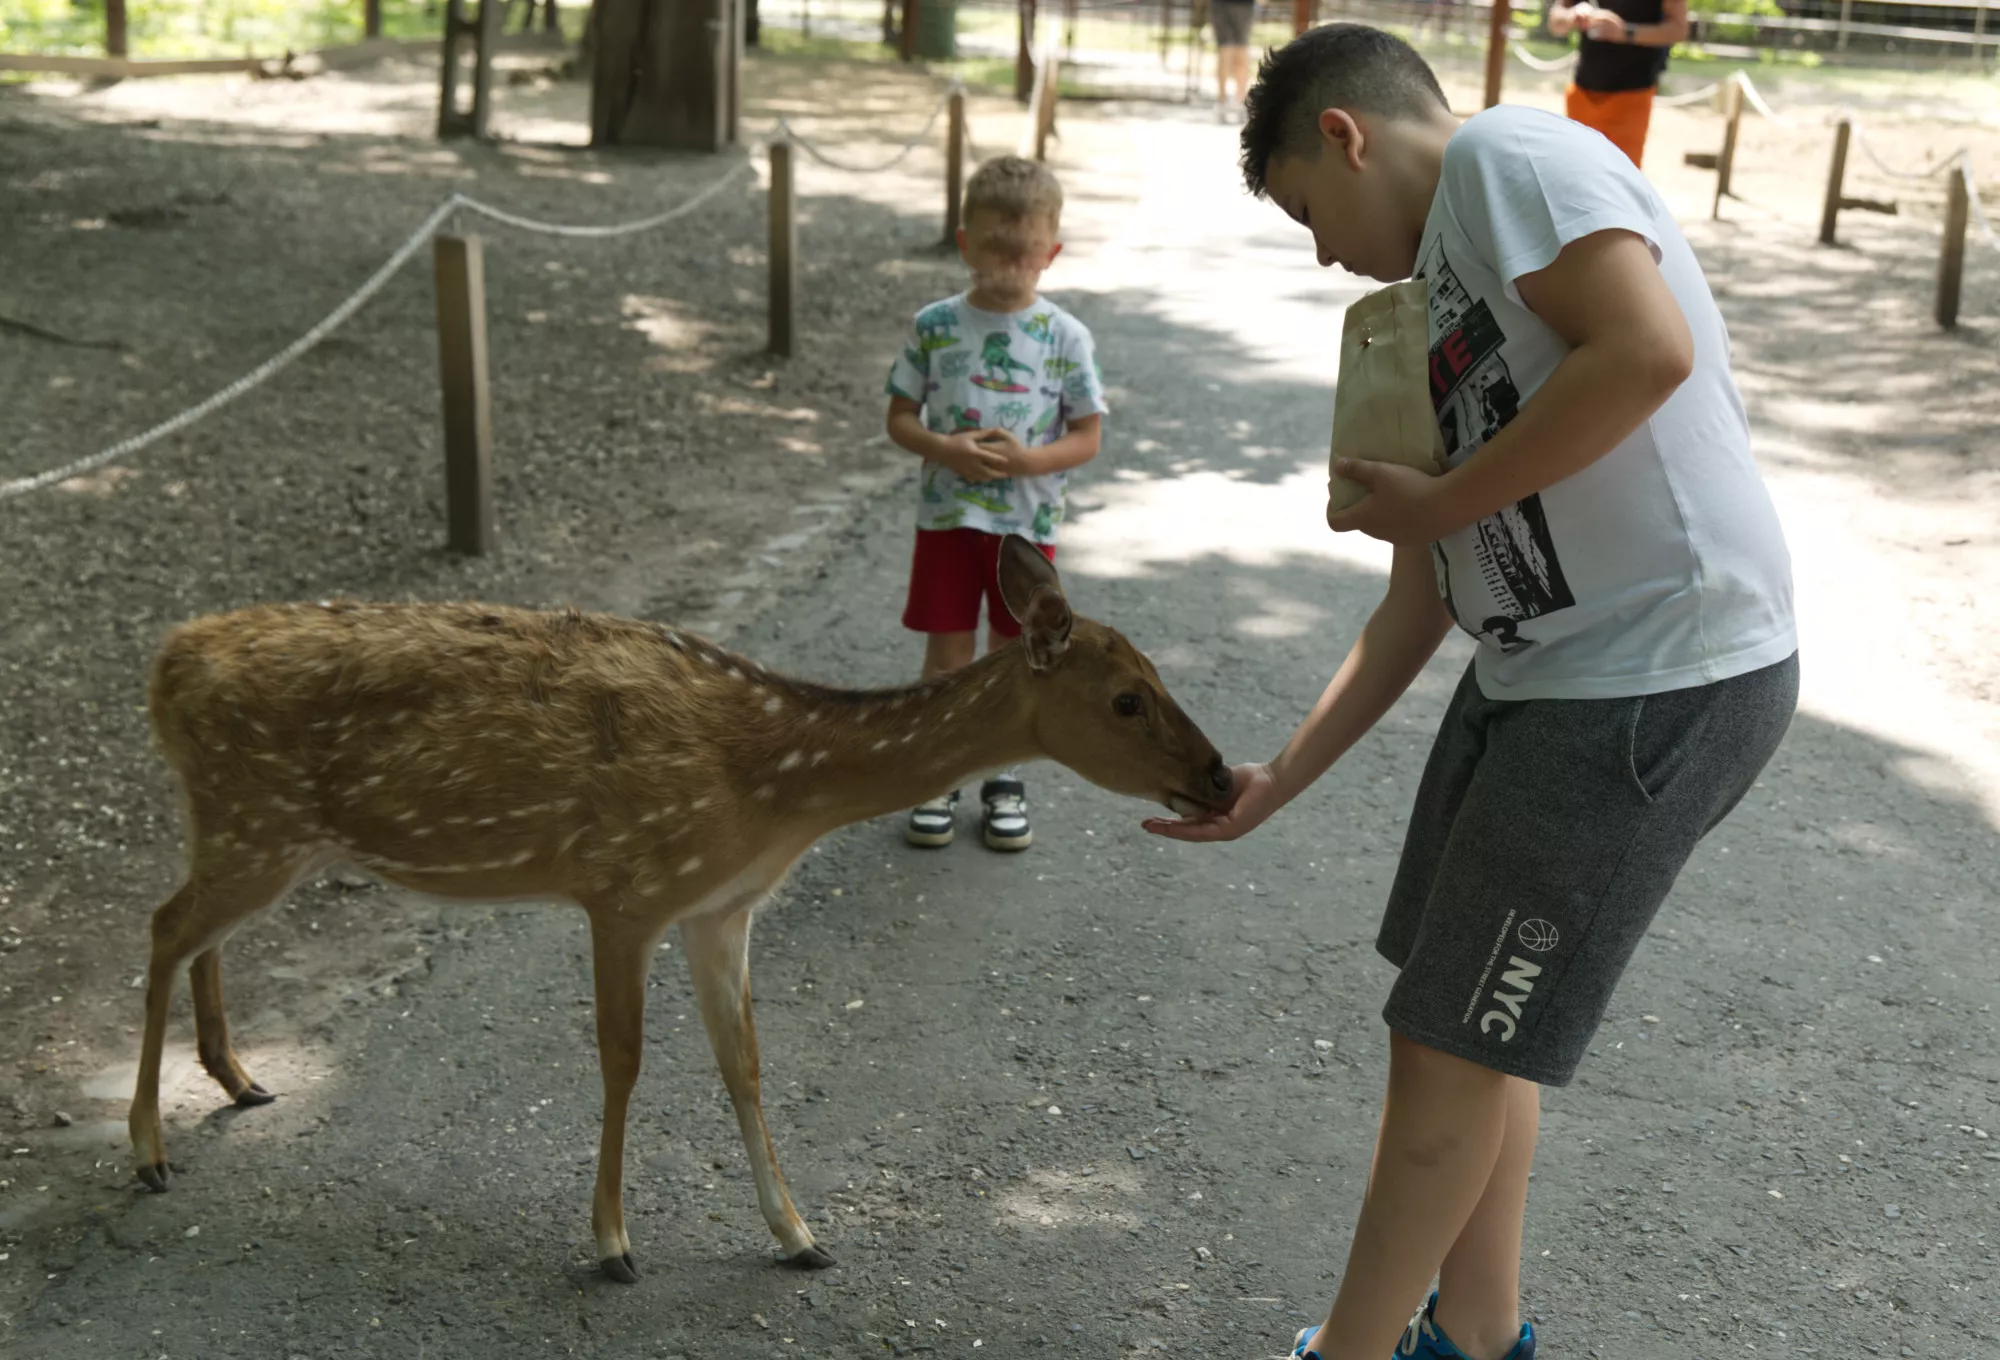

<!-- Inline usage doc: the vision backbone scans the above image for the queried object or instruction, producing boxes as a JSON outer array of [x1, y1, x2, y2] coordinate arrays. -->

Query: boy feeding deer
[[1150, 24, 1798, 1360]]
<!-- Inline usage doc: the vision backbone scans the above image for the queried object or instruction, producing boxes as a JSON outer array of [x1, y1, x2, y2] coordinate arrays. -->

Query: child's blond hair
[[963, 155, 1064, 236]]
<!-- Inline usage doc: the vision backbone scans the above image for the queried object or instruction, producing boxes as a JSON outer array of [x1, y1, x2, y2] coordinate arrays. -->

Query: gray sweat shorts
[[1211, 0, 1257, 48], [1377, 652, 1799, 1086]]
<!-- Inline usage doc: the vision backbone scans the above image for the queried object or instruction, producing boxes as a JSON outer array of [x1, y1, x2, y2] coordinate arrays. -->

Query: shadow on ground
[[2, 61, 1997, 1360]]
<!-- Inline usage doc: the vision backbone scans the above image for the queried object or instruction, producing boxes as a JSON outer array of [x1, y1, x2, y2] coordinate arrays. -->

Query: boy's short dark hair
[[1239, 24, 1451, 199]]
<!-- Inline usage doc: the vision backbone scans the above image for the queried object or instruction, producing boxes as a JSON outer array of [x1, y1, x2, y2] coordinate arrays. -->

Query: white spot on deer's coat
[[754, 785, 775, 801], [871, 739, 889, 753], [763, 695, 783, 714], [509, 848, 535, 866], [476, 817, 498, 827], [690, 796, 712, 812], [779, 751, 803, 772], [810, 751, 830, 767], [677, 856, 704, 877], [394, 810, 420, 824]]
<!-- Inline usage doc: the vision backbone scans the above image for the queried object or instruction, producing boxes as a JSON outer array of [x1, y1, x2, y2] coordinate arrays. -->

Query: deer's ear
[[997, 534, 1065, 621]]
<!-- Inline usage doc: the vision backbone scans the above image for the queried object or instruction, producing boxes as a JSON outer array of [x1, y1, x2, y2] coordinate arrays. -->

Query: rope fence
[[6, 60, 1993, 512], [1658, 72, 2000, 326], [2, 80, 990, 520]]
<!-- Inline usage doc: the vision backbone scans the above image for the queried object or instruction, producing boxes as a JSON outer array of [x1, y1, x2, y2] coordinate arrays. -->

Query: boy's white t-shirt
[[1416, 105, 1796, 700], [886, 293, 1108, 544]]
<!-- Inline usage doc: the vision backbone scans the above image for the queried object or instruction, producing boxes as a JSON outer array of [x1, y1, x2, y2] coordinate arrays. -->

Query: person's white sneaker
[[904, 790, 959, 847], [980, 776, 1032, 851]]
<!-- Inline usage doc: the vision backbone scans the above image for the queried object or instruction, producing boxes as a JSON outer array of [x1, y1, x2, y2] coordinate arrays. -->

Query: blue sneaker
[[1395, 1293, 1535, 1359], [1290, 1294, 1536, 1360]]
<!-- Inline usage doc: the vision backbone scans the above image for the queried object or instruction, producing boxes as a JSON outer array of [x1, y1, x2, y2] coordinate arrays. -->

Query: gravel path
[[2, 45, 1996, 1360]]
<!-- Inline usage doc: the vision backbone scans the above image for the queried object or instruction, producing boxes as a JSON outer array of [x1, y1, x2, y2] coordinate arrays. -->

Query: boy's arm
[[887, 395, 949, 460], [1146, 543, 1453, 842], [1329, 228, 1694, 545]]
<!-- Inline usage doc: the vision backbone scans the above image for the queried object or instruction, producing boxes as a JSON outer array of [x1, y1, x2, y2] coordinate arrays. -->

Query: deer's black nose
[[1207, 759, 1234, 799]]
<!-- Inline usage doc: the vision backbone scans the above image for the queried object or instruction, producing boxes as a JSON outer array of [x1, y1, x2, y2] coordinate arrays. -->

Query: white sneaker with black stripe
[[904, 790, 959, 847], [980, 775, 1032, 852]]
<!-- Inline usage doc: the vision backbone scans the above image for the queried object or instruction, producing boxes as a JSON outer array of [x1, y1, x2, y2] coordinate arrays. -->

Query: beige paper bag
[[1326, 277, 1446, 527]]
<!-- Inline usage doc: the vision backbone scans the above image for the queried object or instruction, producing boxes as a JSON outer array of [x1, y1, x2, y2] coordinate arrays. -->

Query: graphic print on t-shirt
[[1419, 237, 1576, 654]]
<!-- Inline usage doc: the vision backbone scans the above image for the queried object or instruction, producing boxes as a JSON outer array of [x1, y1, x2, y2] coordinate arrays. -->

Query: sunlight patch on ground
[[1065, 460, 1393, 584], [1767, 460, 2000, 828], [82, 1039, 332, 1118], [994, 1165, 1143, 1231]]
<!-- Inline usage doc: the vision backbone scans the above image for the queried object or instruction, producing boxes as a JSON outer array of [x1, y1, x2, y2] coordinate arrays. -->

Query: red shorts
[[902, 529, 1056, 638]]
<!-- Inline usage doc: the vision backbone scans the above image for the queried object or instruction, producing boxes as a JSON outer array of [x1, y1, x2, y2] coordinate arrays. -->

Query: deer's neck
[[754, 647, 1040, 834]]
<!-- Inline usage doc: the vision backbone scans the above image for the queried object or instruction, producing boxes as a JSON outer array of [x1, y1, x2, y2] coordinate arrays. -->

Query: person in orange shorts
[[1548, 0, 1689, 169]]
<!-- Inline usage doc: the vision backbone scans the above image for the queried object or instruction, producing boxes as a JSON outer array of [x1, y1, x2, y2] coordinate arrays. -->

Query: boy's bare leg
[[1309, 1031, 1514, 1360], [1434, 1076, 1539, 1359], [922, 630, 977, 680]]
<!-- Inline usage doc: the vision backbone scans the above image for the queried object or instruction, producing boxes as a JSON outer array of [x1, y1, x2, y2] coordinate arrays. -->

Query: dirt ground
[[2, 35, 1997, 1360]]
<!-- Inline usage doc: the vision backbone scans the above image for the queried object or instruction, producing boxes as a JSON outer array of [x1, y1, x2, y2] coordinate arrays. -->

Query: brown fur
[[128, 541, 1229, 1279]]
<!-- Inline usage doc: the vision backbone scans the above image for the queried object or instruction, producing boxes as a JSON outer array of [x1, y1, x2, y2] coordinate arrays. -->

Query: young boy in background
[[886, 155, 1108, 851]]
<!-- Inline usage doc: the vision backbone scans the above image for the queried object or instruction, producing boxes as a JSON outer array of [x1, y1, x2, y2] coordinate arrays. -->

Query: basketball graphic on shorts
[[1517, 918, 1560, 953]]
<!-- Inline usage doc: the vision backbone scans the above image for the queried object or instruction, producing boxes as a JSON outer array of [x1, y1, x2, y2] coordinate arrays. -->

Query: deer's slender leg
[[587, 910, 658, 1282], [131, 850, 306, 1190], [680, 907, 830, 1267], [190, 948, 273, 1107]]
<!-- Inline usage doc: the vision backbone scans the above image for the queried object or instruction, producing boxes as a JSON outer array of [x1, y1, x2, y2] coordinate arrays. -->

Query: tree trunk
[[591, 0, 735, 150], [745, 0, 759, 46], [106, 0, 129, 57]]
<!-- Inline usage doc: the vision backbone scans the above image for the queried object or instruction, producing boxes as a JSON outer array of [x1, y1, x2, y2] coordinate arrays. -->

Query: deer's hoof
[[233, 1083, 276, 1109], [137, 1162, 170, 1192], [786, 1244, 837, 1270], [600, 1251, 639, 1284]]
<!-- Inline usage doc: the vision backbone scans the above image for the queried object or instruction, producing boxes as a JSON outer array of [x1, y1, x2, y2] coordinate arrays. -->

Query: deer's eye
[[1114, 693, 1144, 717]]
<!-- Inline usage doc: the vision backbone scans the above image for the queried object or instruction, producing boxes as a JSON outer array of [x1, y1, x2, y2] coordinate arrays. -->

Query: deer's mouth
[[1165, 791, 1216, 819]]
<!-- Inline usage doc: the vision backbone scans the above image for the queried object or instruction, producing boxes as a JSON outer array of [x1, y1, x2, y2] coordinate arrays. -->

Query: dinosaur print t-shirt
[[885, 293, 1108, 543], [1416, 105, 1795, 700]]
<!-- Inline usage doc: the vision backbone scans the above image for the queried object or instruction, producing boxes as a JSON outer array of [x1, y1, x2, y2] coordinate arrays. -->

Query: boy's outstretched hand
[[1143, 762, 1285, 842], [1326, 458, 1461, 544]]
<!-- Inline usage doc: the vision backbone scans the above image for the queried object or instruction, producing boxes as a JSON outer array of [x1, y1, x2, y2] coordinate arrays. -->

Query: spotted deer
[[132, 536, 1230, 1280]]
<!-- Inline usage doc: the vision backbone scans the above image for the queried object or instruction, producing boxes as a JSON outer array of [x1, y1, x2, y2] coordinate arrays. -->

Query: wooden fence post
[[1483, 0, 1510, 109], [364, 0, 383, 39], [769, 139, 797, 357], [1293, 0, 1311, 36], [434, 234, 495, 557], [1819, 118, 1851, 246], [106, 0, 128, 58], [1016, 0, 1036, 103], [899, 0, 920, 60], [1937, 163, 1970, 329], [944, 87, 966, 244], [1033, 41, 1060, 161], [1712, 74, 1743, 220]]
